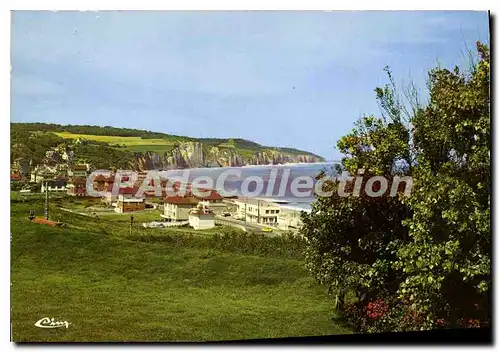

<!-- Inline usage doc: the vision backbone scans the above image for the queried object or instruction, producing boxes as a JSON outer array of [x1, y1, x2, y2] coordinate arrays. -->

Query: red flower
[[435, 318, 445, 326], [365, 298, 388, 320]]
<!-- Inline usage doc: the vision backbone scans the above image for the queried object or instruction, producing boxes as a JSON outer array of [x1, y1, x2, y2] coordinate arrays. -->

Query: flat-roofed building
[[41, 179, 67, 193], [188, 202, 215, 230], [233, 198, 282, 226], [277, 203, 312, 231]]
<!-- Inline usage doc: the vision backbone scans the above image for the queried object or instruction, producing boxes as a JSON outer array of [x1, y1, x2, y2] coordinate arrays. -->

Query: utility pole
[[244, 197, 247, 223], [130, 215, 134, 236], [44, 180, 49, 220], [257, 199, 261, 224]]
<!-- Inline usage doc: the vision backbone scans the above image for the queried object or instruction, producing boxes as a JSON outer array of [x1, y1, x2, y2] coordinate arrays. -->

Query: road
[[214, 215, 283, 236]]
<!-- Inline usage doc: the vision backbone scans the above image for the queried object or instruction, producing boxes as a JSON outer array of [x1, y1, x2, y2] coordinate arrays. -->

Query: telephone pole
[[244, 197, 247, 223], [44, 180, 49, 220], [130, 215, 134, 236], [257, 199, 261, 224]]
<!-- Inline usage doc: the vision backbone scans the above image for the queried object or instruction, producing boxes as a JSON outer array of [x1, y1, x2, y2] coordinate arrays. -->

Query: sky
[[10, 11, 489, 160]]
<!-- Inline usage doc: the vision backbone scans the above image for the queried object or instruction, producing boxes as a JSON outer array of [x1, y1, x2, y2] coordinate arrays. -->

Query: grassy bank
[[10, 201, 350, 341]]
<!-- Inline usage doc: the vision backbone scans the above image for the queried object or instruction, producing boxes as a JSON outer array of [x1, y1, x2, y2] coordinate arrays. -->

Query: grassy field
[[55, 132, 179, 154], [53, 131, 316, 159], [10, 200, 350, 342]]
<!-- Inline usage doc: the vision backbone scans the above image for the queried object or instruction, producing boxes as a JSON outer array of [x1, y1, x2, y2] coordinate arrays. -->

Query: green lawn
[[54, 132, 179, 155], [53, 131, 312, 159], [10, 201, 350, 341]]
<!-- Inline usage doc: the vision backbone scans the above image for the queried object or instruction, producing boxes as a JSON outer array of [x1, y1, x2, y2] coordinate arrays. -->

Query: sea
[[156, 161, 341, 206]]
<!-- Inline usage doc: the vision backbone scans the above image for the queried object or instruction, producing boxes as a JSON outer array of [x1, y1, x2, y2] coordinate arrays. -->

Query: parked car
[[142, 221, 165, 228]]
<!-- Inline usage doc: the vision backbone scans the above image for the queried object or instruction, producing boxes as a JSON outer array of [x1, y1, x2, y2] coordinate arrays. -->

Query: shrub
[[302, 42, 490, 332]]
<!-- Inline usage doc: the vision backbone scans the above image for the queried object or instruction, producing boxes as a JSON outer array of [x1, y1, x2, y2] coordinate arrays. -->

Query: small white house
[[188, 202, 215, 230], [41, 180, 67, 193]]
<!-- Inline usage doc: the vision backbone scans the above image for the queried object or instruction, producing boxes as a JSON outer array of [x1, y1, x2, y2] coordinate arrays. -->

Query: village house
[[103, 185, 139, 206], [11, 158, 31, 177], [10, 173, 22, 182], [41, 179, 68, 193], [67, 177, 87, 196], [114, 194, 146, 213], [162, 195, 200, 221], [162, 187, 228, 221], [30, 165, 57, 183], [93, 174, 115, 193], [188, 202, 215, 230], [68, 164, 89, 178]]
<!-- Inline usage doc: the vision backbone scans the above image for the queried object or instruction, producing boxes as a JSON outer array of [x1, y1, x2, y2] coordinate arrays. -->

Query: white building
[[188, 202, 215, 230], [114, 194, 146, 213], [30, 166, 57, 183], [233, 198, 284, 226], [162, 196, 200, 221], [41, 180, 67, 193], [68, 164, 89, 178], [277, 203, 312, 231]]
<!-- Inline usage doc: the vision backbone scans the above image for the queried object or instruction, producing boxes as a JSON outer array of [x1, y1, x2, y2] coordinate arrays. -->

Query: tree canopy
[[301, 42, 490, 332]]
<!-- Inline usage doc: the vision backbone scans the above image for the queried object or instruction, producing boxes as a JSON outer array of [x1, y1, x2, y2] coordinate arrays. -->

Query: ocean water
[[157, 161, 341, 203]]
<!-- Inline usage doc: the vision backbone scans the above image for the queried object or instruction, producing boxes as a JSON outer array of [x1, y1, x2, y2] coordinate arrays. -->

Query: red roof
[[105, 184, 139, 195], [71, 177, 87, 185], [120, 187, 139, 195], [199, 190, 223, 201], [10, 173, 21, 180], [164, 195, 200, 205], [94, 174, 114, 182]]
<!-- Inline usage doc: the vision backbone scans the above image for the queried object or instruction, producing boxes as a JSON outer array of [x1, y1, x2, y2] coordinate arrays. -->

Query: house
[[30, 166, 57, 183], [162, 195, 200, 221], [233, 198, 282, 225], [188, 202, 215, 230], [61, 150, 74, 163], [93, 174, 115, 193], [41, 180, 67, 193], [68, 164, 89, 178], [67, 177, 87, 196], [114, 194, 146, 213], [12, 158, 31, 177], [103, 185, 139, 206], [10, 173, 22, 182], [277, 203, 312, 230], [199, 190, 224, 203]]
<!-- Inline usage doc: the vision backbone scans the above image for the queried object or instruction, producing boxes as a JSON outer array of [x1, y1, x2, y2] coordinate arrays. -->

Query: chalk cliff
[[133, 142, 323, 170]]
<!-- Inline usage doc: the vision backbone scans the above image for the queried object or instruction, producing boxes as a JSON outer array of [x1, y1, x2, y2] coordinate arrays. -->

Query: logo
[[35, 317, 71, 329]]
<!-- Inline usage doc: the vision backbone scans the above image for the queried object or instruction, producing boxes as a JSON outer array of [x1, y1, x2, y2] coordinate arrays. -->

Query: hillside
[[11, 200, 350, 341], [11, 123, 324, 170]]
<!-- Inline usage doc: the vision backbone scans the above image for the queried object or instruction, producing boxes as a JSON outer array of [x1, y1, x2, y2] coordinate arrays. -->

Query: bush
[[302, 42, 490, 332]]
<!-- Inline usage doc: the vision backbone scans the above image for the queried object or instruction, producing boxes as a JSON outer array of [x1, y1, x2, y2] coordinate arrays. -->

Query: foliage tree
[[396, 42, 490, 329], [301, 42, 490, 332], [302, 70, 413, 317]]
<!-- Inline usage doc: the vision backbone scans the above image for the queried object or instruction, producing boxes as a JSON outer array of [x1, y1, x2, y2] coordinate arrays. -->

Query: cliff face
[[133, 142, 322, 170]]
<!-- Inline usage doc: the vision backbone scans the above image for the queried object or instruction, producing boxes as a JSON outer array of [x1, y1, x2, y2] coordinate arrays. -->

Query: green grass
[[54, 132, 179, 155], [53, 131, 322, 160], [11, 201, 350, 341]]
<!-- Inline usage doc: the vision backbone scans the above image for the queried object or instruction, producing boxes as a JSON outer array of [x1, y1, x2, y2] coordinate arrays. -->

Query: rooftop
[[164, 196, 200, 205]]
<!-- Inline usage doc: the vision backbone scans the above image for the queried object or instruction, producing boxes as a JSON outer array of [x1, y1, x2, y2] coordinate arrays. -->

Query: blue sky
[[11, 11, 489, 160]]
